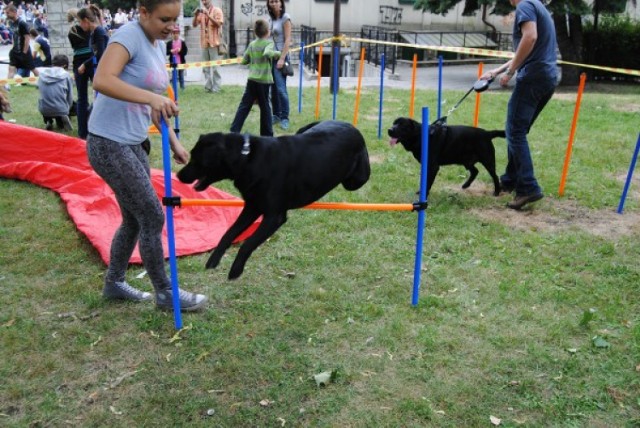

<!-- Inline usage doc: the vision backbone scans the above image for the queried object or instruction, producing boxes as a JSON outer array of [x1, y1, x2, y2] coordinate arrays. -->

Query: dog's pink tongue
[[389, 137, 398, 146]]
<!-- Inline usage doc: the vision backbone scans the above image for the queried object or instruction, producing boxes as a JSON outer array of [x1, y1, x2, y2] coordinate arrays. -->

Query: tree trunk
[[553, 12, 583, 86]]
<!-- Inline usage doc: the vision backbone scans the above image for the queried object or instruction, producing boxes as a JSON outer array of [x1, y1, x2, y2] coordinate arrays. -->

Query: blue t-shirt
[[89, 22, 169, 145], [513, 0, 558, 82]]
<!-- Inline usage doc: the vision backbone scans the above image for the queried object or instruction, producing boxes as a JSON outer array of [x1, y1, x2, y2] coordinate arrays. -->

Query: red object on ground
[[0, 121, 258, 264]]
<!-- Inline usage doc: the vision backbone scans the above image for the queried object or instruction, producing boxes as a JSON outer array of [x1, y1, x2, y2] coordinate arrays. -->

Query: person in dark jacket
[[166, 26, 188, 90], [67, 8, 93, 138]]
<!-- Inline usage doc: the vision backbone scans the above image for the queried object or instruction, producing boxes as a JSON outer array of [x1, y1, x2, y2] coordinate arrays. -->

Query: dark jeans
[[74, 66, 93, 139], [271, 63, 289, 121], [230, 80, 273, 137], [169, 67, 185, 90], [501, 76, 556, 196]]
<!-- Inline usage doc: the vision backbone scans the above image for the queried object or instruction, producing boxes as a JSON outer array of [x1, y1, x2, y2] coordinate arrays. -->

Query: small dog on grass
[[388, 117, 505, 196], [177, 120, 371, 279]]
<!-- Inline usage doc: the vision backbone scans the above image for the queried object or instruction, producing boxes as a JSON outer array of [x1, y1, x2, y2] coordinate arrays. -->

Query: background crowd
[[2, 0, 293, 141]]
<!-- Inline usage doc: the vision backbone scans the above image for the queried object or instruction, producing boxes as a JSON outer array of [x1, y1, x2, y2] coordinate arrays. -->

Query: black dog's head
[[177, 132, 243, 191], [388, 117, 421, 151], [388, 117, 449, 150]]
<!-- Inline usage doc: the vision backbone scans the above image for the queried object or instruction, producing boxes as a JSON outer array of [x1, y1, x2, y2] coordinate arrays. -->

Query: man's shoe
[[45, 122, 53, 131], [156, 288, 208, 312], [507, 192, 544, 210], [272, 115, 280, 125], [280, 119, 289, 130], [103, 281, 152, 302]]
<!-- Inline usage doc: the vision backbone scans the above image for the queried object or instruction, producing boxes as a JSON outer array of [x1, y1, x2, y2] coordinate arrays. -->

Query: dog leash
[[445, 77, 494, 118]]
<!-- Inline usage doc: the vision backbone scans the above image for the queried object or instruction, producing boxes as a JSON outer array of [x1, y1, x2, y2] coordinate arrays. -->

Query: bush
[[583, 15, 640, 81]]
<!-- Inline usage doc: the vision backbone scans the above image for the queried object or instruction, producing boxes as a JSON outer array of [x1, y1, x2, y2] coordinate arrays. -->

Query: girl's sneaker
[[103, 281, 152, 302], [156, 288, 208, 312]]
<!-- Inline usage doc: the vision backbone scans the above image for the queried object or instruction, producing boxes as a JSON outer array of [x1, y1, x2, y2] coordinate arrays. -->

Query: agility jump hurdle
[[160, 68, 432, 328]]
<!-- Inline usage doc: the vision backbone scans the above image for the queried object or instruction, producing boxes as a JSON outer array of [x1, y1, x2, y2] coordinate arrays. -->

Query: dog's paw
[[205, 252, 222, 269], [228, 261, 245, 280]]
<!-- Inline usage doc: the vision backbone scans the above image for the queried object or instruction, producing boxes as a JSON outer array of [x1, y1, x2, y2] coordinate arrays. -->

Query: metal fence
[[232, 25, 511, 75]]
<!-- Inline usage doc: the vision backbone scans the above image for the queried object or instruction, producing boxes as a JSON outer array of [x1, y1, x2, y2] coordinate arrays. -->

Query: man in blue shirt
[[483, 0, 558, 210]]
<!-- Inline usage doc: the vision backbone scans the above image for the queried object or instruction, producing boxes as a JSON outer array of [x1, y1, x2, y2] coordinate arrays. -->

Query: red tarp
[[0, 121, 257, 264]]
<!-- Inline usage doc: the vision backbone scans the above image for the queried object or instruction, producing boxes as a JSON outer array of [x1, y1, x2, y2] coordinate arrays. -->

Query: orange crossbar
[[178, 199, 415, 211]]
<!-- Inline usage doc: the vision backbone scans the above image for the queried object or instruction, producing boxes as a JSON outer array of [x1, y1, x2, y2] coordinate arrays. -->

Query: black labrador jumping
[[177, 120, 371, 279], [388, 117, 505, 196]]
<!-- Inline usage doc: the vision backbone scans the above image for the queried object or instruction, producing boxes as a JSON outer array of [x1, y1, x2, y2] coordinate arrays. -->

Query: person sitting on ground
[[37, 54, 74, 131], [30, 27, 51, 67], [229, 19, 280, 137]]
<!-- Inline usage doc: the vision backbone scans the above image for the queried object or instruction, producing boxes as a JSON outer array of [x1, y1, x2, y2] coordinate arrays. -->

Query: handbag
[[281, 59, 294, 77], [272, 31, 293, 76]]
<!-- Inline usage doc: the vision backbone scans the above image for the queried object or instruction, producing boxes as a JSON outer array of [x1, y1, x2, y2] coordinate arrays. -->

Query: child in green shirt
[[230, 19, 280, 136]]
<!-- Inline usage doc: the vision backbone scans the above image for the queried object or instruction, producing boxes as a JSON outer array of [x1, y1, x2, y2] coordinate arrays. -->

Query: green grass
[[1, 79, 640, 427]]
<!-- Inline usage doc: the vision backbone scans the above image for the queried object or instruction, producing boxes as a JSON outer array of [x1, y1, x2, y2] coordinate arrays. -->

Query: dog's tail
[[488, 130, 506, 139]]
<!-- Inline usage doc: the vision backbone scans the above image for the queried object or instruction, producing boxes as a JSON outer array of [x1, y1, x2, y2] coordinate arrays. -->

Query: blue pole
[[171, 60, 180, 139], [617, 133, 640, 214], [412, 107, 430, 306], [332, 46, 339, 120], [437, 55, 443, 119], [298, 42, 304, 114], [377, 53, 385, 139], [160, 118, 183, 329]]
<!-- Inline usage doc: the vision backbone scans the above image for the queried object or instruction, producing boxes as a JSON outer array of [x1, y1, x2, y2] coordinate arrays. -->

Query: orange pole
[[473, 62, 483, 127], [353, 47, 366, 126], [315, 44, 324, 120], [559, 72, 587, 196], [409, 53, 418, 119], [149, 86, 177, 134], [179, 199, 415, 211]]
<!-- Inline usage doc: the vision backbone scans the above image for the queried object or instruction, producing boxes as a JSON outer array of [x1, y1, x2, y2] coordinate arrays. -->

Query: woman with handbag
[[267, 0, 291, 131]]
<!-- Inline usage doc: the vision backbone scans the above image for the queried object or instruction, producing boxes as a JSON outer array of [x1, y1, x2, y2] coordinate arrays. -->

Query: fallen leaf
[[635, 364, 640, 372], [85, 391, 99, 404], [313, 370, 335, 387], [109, 405, 123, 415], [592, 336, 611, 349], [277, 417, 286, 426], [169, 323, 192, 343], [2, 318, 16, 327], [109, 369, 143, 389], [90, 336, 102, 348], [490, 415, 501, 425], [259, 399, 272, 407]]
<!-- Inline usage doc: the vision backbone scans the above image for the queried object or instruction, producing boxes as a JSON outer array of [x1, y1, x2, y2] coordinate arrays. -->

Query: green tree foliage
[[410, 0, 637, 85]]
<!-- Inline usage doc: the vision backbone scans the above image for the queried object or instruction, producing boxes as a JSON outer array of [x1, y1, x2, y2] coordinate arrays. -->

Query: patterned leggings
[[86, 134, 170, 291]]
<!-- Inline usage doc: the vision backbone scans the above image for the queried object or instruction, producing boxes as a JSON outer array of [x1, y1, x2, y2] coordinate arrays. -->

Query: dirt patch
[[441, 183, 640, 239]]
